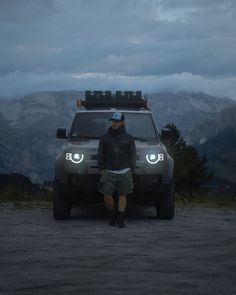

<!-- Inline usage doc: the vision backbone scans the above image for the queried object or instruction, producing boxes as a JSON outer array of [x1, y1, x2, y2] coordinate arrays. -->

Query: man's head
[[110, 112, 125, 129]]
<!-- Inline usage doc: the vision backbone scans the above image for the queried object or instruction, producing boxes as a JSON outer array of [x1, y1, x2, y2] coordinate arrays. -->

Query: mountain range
[[197, 126, 236, 184], [0, 90, 235, 184], [149, 91, 235, 140]]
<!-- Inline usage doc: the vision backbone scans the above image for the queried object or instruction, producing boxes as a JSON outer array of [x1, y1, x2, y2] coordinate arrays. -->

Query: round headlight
[[66, 153, 84, 164], [146, 153, 164, 164]]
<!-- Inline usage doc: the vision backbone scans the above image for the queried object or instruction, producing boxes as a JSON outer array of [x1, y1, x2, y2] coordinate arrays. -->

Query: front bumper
[[55, 173, 173, 205], [131, 174, 172, 205]]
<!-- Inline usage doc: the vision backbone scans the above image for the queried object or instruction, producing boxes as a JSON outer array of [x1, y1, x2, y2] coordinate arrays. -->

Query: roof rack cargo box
[[83, 90, 148, 109], [85, 90, 112, 101], [115, 91, 142, 101]]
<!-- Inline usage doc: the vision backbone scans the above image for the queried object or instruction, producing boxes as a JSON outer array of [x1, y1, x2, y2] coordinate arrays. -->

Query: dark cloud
[[0, 0, 236, 98]]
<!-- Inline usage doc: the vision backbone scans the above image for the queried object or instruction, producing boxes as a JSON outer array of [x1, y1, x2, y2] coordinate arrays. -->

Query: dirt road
[[0, 204, 236, 295]]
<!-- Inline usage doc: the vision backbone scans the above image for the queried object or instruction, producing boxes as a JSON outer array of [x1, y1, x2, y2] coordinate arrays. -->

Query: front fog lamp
[[146, 153, 164, 164], [66, 153, 84, 164]]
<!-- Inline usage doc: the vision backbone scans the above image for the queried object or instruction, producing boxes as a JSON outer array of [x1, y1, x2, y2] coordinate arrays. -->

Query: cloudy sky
[[1, 0, 236, 99]]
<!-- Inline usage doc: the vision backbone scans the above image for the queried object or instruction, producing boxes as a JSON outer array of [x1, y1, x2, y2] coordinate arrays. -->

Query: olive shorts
[[99, 170, 134, 196]]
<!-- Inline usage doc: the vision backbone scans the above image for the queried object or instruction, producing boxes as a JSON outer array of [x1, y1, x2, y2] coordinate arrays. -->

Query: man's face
[[112, 120, 123, 130]]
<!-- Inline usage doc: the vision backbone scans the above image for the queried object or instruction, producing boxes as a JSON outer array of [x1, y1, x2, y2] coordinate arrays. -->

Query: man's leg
[[118, 195, 127, 212], [104, 195, 116, 226], [101, 170, 117, 226], [117, 195, 127, 228], [104, 195, 115, 211], [117, 170, 134, 228]]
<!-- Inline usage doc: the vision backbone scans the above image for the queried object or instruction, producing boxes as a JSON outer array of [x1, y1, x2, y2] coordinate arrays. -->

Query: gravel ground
[[0, 204, 236, 295]]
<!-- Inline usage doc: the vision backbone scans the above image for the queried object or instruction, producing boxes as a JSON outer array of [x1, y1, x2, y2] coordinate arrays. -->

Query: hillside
[[186, 105, 236, 144], [197, 127, 236, 183], [0, 91, 82, 181], [149, 91, 235, 134]]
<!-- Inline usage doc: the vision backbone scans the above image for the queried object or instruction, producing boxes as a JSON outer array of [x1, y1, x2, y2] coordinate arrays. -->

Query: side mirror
[[56, 128, 67, 138], [161, 128, 171, 141]]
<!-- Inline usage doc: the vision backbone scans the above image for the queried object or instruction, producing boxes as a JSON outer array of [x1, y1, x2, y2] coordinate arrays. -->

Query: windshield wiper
[[77, 135, 101, 139]]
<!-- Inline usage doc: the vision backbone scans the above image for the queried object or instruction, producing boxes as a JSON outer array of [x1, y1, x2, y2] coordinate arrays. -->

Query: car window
[[70, 112, 158, 142]]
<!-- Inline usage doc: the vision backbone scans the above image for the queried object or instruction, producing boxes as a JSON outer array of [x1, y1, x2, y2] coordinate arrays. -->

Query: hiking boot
[[117, 212, 125, 228], [108, 211, 117, 226]]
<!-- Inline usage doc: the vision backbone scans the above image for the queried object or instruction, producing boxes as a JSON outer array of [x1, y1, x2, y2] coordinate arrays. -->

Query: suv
[[54, 91, 175, 219]]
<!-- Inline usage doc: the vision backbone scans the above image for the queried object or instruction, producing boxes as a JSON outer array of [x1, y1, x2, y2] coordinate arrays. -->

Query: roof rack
[[77, 91, 148, 110]]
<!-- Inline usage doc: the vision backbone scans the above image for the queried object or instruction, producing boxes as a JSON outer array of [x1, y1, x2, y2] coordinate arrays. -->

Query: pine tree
[[163, 124, 212, 197]]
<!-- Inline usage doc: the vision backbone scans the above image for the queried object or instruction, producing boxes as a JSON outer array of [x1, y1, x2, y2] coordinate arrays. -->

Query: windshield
[[70, 112, 158, 142]]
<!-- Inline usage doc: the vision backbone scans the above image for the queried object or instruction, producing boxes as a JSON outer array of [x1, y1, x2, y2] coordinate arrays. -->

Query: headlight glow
[[146, 153, 164, 164], [150, 154, 156, 160], [66, 153, 84, 164]]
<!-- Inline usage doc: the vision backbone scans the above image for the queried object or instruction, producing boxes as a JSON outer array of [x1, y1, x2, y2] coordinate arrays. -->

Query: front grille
[[91, 155, 140, 160], [91, 155, 98, 160]]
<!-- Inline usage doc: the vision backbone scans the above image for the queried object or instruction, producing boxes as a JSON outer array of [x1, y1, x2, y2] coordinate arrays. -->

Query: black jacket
[[97, 126, 136, 172]]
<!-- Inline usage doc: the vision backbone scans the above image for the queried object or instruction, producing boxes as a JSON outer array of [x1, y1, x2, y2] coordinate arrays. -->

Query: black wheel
[[53, 182, 71, 220], [157, 182, 175, 219]]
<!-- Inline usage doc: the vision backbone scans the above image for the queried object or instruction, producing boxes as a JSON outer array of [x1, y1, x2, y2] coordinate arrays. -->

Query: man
[[97, 112, 136, 228]]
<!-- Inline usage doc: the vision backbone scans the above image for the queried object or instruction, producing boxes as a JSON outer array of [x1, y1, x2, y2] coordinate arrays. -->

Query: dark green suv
[[54, 91, 175, 219]]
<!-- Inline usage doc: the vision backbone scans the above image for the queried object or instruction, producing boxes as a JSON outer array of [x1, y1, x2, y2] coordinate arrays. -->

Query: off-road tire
[[157, 182, 175, 219], [53, 182, 71, 220]]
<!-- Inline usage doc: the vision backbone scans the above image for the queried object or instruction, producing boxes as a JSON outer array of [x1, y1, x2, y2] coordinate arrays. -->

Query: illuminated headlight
[[66, 153, 84, 164], [146, 153, 164, 164]]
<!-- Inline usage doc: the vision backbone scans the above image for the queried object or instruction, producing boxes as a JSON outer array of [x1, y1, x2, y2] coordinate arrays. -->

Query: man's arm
[[97, 136, 105, 172], [129, 136, 136, 173]]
